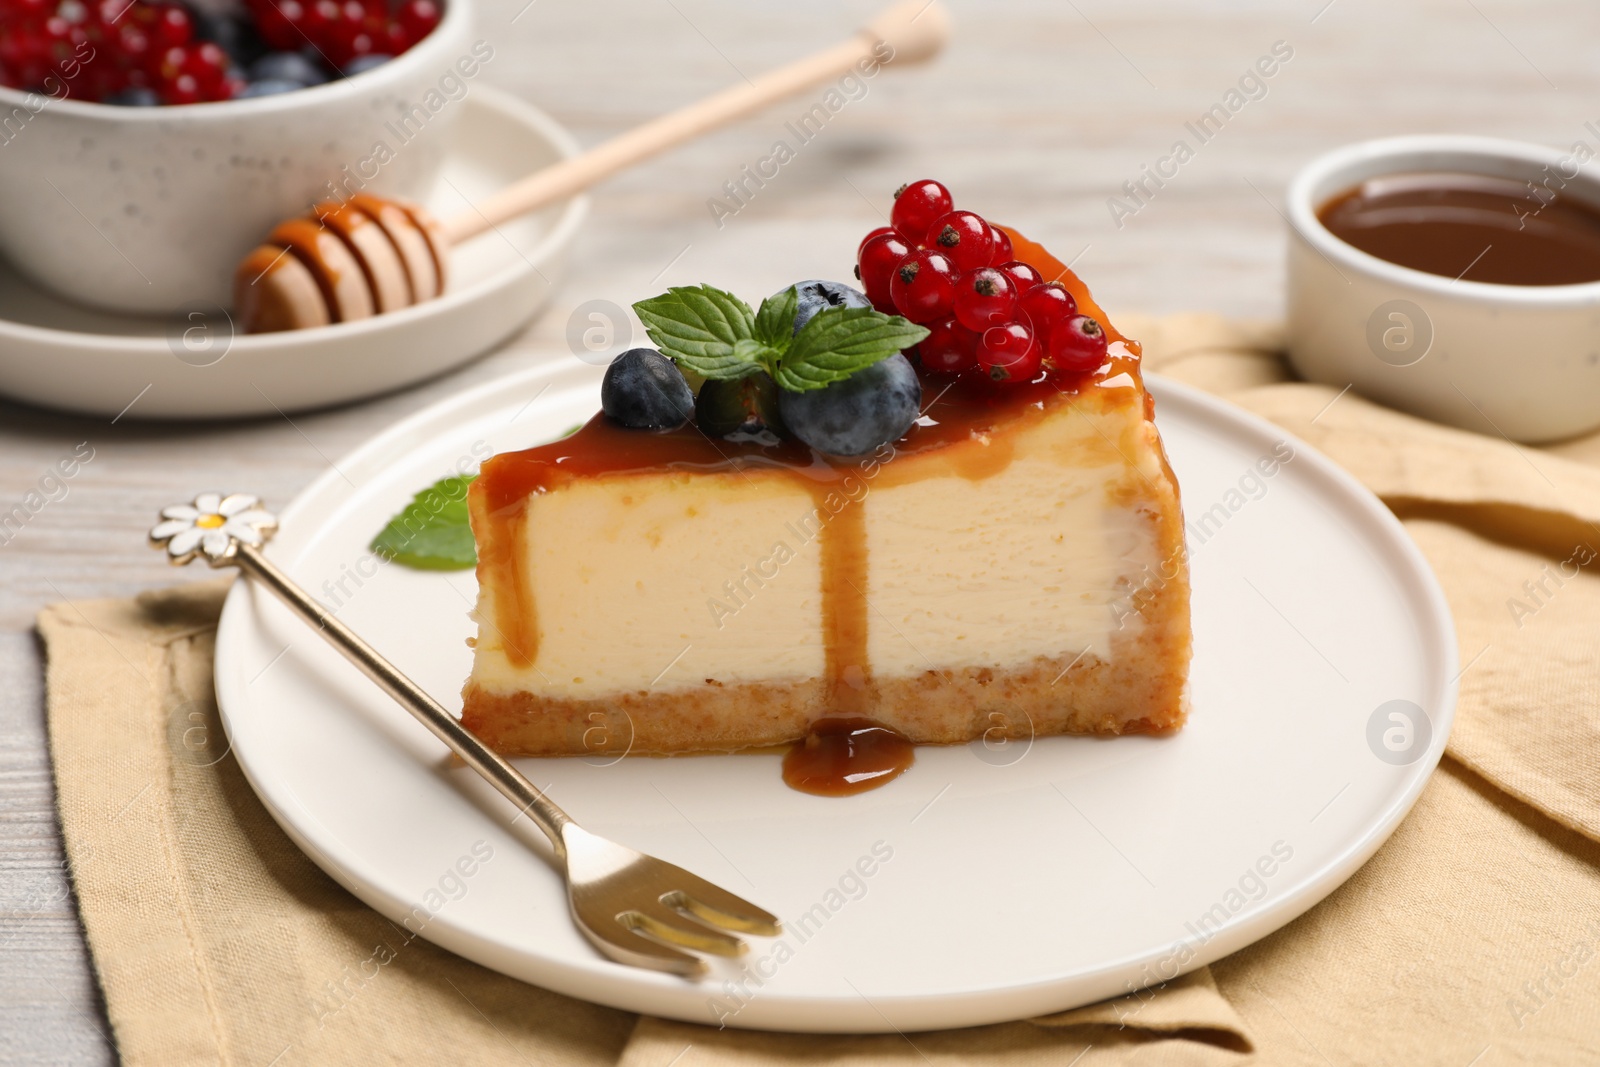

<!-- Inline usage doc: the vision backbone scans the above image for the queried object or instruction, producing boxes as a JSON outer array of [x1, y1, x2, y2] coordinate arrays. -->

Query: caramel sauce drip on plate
[[781, 717, 915, 797]]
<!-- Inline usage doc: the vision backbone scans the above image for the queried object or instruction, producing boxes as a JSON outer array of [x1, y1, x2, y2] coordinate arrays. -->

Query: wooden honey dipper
[[234, 0, 951, 334]]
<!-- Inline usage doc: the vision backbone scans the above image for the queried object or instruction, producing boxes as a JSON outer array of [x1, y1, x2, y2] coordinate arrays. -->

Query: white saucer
[[0, 88, 586, 420], [213, 366, 1457, 1032]]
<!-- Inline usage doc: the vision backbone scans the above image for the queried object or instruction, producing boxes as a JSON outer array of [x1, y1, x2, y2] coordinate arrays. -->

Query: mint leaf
[[773, 306, 930, 392], [633, 285, 761, 380], [753, 286, 799, 350], [732, 337, 783, 377], [370, 475, 477, 571]]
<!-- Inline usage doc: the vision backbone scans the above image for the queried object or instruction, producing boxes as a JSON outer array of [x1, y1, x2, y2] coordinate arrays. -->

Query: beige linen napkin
[[39, 316, 1600, 1065]]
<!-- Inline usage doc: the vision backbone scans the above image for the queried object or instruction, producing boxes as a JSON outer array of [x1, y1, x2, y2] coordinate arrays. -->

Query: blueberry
[[248, 51, 328, 87], [195, 13, 266, 66], [602, 348, 695, 430], [105, 87, 161, 107], [236, 79, 303, 99], [789, 279, 871, 334], [342, 54, 393, 78], [778, 353, 921, 457], [696, 372, 785, 440]]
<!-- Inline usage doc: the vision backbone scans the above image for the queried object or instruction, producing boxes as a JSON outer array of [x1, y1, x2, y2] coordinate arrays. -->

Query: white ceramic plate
[[213, 365, 1457, 1033], [0, 88, 586, 420]]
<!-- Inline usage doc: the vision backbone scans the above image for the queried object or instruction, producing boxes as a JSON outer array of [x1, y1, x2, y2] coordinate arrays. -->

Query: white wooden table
[[3, 0, 1595, 1060]]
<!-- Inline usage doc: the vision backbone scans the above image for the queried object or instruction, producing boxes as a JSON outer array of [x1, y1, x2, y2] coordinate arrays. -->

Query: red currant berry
[[857, 225, 895, 259], [926, 209, 993, 273], [1019, 282, 1078, 338], [989, 224, 1013, 264], [151, 4, 192, 49], [856, 231, 912, 313], [65, 20, 94, 53], [256, 0, 305, 49], [952, 266, 1018, 331], [979, 322, 1041, 382], [42, 14, 73, 54], [84, 61, 125, 101], [889, 249, 958, 324], [183, 41, 228, 87], [93, 0, 133, 30], [996, 260, 1045, 292], [889, 179, 953, 245], [919, 316, 981, 374], [396, 0, 440, 41], [155, 43, 185, 81], [116, 24, 152, 69], [317, 0, 364, 62], [1046, 314, 1109, 375], [303, 0, 339, 44], [384, 18, 412, 53], [161, 70, 201, 104]]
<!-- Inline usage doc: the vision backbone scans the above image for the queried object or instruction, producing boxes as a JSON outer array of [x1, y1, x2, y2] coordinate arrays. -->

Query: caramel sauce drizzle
[[818, 491, 871, 716]]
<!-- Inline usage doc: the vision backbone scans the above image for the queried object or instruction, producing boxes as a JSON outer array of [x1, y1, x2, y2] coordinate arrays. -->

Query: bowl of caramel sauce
[[1286, 135, 1600, 442]]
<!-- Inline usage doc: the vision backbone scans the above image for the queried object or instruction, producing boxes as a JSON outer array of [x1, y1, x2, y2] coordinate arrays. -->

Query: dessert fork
[[150, 492, 780, 977]]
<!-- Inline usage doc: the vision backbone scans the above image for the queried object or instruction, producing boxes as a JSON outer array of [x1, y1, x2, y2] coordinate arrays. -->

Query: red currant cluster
[[247, 0, 439, 70], [856, 180, 1109, 383], [0, 0, 230, 103]]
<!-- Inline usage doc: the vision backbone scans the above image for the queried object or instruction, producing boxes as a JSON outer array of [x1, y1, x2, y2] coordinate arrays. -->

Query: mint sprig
[[370, 475, 477, 571], [633, 285, 928, 392]]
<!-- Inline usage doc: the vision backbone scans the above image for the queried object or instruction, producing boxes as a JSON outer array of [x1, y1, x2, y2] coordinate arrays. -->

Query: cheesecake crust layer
[[461, 611, 1188, 757]]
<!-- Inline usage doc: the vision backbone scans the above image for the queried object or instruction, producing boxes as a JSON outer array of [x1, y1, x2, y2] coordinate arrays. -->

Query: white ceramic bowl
[[1286, 135, 1600, 443], [0, 0, 473, 315]]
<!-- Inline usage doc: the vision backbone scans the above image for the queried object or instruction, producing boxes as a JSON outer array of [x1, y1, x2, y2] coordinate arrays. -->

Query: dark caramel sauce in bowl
[[1318, 171, 1600, 286]]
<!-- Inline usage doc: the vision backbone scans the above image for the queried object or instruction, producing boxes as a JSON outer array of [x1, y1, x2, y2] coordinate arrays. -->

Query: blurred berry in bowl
[[0, 0, 444, 105]]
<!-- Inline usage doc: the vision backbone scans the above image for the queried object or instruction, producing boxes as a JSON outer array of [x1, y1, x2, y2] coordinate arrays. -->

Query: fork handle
[[234, 543, 572, 852]]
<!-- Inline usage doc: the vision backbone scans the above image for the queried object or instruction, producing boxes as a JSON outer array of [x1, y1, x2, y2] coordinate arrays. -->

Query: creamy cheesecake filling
[[863, 401, 1163, 676], [469, 393, 1161, 701], [473, 472, 826, 696]]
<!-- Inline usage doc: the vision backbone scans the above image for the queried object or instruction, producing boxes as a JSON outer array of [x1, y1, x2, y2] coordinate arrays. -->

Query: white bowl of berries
[[0, 0, 472, 315]]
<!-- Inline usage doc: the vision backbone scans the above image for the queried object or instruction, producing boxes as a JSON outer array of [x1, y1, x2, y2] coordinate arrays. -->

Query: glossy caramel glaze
[[781, 717, 915, 796], [471, 229, 1158, 794]]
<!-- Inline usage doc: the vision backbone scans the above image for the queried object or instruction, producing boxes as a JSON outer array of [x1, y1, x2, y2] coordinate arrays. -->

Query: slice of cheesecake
[[461, 233, 1190, 757]]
